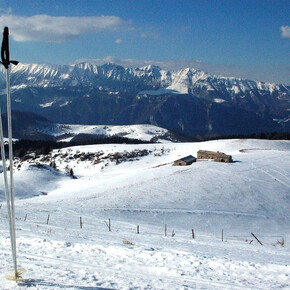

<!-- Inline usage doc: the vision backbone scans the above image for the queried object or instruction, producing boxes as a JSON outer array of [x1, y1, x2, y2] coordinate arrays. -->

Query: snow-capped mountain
[[0, 63, 289, 137], [6, 63, 289, 96]]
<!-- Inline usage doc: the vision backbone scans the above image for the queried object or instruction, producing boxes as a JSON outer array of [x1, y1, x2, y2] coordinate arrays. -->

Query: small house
[[197, 150, 232, 163], [173, 155, 197, 166]]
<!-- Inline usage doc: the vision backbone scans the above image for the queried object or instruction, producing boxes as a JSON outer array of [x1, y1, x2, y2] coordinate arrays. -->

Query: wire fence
[[0, 204, 286, 248]]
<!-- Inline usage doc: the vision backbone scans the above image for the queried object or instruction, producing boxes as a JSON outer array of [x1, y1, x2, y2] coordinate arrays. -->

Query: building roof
[[197, 150, 231, 158], [179, 155, 196, 163]]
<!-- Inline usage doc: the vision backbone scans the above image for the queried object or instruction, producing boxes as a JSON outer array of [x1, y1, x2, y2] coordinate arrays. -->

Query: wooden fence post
[[137, 225, 140, 234], [165, 224, 167, 236], [251, 232, 263, 245], [24, 214, 27, 221], [47, 214, 50, 225], [105, 219, 111, 231], [80, 217, 83, 229], [192, 229, 195, 239]]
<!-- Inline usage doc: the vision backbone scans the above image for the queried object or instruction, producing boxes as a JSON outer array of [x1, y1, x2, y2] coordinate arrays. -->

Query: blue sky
[[0, 0, 289, 83]]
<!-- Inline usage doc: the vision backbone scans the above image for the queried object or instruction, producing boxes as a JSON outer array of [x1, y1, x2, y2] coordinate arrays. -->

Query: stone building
[[197, 150, 232, 163], [173, 155, 197, 166]]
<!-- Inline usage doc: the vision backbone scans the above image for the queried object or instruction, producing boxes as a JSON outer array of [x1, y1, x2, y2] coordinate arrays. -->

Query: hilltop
[[0, 139, 289, 288]]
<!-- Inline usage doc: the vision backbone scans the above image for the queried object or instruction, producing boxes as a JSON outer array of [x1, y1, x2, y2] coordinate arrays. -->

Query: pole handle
[[1, 27, 18, 69]]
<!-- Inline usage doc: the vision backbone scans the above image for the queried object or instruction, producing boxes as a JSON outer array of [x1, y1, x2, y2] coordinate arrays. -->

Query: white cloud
[[0, 14, 127, 42], [115, 38, 122, 44], [281, 25, 290, 38]]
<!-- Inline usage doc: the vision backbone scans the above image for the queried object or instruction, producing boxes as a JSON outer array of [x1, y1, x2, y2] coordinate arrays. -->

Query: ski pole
[[0, 104, 15, 276], [1, 26, 19, 280]]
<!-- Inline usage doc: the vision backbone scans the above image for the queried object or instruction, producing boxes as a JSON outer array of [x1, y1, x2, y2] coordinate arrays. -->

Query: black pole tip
[[1, 26, 18, 69]]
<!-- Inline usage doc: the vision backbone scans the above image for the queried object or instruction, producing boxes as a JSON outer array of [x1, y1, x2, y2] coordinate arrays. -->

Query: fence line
[[0, 211, 285, 247]]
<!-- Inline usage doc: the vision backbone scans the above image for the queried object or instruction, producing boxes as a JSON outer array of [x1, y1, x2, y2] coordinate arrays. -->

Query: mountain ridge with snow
[[5, 62, 289, 91], [0, 62, 289, 137]]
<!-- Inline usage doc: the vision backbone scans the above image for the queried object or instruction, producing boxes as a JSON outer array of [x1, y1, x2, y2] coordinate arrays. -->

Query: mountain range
[[0, 62, 289, 139]]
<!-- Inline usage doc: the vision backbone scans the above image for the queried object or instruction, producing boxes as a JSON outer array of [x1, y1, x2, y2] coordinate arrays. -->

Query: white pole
[[0, 104, 17, 277], [0, 26, 19, 280], [6, 67, 18, 278]]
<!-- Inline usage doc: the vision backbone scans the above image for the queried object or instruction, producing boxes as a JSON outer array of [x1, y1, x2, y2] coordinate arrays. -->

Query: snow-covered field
[[39, 123, 170, 143], [0, 139, 289, 289]]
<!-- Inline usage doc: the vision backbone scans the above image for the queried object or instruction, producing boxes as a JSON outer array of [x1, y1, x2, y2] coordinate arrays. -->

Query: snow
[[214, 98, 227, 103], [11, 84, 28, 90], [41, 123, 170, 143], [6, 63, 289, 105], [39, 102, 54, 108], [60, 73, 70, 79], [59, 101, 71, 107], [0, 139, 289, 289], [2, 164, 71, 199], [232, 85, 240, 94], [166, 69, 191, 94], [138, 88, 184, 95], [274, 118, 290, 124]]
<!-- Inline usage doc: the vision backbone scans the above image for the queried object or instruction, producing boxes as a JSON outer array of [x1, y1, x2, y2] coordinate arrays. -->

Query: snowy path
[[0, 221, 289, 289]]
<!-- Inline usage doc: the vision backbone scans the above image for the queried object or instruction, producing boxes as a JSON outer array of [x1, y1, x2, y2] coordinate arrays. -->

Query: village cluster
[[174, 150, 233, 166]]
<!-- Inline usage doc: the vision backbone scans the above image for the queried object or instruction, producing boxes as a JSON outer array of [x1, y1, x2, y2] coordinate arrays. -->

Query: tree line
[[8, 136, 152, 159], [1, 131, 288, 159], [209, 132, 289, 141]]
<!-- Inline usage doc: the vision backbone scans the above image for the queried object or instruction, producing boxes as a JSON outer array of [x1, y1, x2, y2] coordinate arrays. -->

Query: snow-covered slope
[[3, 110, 181, 142], [41, 123, 171, 142], [0, 139, 289, 288]]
